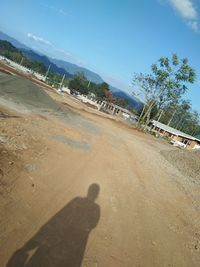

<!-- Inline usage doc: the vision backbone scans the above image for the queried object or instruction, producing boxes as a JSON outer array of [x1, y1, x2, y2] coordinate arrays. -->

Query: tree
[[157, 99, 200, 136], [132, 54, 196, 127], [105, 90, 114, 103], [68, 72, 89, 95], [74, 72, 87, 84], [95, 82, 110, 99], [114, 97, 129, 108]]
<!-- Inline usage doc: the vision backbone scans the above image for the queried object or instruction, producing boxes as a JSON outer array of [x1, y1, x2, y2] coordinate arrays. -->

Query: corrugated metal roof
[[152, 120, 200, 142]]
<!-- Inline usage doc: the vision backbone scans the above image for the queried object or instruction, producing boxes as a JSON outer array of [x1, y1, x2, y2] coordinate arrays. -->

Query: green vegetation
[[68, 72, 112, 100], [68, 72, 110, 99], [133, 54, 200, 136], [0, 40, 46, 74], [0, 40, 70, 87], [160, 100, 200, 136], [68, 72, 132, 108]]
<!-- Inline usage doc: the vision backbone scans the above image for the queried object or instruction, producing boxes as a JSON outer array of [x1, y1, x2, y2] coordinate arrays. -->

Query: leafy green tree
[[95, 82, 110, 99], [114, 97, 129, 108], [68, 72, 89, 95], [158, 99, 200, 136], [74, 72, 87, 84], [133, 54, 196, 127]]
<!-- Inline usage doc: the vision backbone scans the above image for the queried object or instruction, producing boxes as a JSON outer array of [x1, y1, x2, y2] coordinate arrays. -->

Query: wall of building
[[153, 127, 200, 150], [187, 140, 199, 149]]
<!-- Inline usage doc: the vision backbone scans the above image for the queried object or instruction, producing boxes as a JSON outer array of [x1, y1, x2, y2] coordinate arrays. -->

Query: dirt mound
[[0, 73, 61, 112], [161, 149, 200, 182]]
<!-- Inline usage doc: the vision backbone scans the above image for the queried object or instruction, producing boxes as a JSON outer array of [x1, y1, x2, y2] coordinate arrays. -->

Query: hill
[[21, 49, 72, 78], [51, 58, 104, 84], [110, 86, 143, 109], [0, 31, 30, 50]]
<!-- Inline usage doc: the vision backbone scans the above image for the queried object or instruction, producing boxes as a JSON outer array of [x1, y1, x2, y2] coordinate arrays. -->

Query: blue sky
[[0, 0, 200, 112]]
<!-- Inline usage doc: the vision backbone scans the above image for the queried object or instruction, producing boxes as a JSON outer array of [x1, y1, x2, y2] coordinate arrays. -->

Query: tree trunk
[[137, 103, 146, 125], [167, 109, 176, 126], [142, 101, 155, 122]]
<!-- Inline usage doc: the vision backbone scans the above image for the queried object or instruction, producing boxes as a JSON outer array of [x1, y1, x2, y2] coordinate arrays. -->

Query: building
[[72, 93, 137, 121], [151, 120, 200, 150], [99, 101, 133, 118]]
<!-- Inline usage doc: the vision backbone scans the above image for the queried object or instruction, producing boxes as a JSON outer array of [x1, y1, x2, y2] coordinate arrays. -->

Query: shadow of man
[[7, 184, 100, 267]]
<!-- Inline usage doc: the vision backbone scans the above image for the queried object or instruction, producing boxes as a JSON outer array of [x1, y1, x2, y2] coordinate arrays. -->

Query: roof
[[152, 120, 200, 142]]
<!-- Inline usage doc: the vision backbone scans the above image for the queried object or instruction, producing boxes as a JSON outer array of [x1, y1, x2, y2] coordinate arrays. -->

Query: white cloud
[[166, 0, 199, 32], [59, 9, 67, 16], [169, 0, 197, 19], [188, 20, 199, 31], [27, 33, 52, 45]]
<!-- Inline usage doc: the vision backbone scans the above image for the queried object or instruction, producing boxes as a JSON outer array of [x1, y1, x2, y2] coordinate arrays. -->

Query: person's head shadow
[[87, 183, 100, 201], [7, 184, 100, 267]]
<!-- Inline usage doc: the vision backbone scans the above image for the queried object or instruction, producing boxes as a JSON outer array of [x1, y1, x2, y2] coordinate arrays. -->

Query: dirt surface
[[0, 75, 200, 267], [0, 73, 61, 112]]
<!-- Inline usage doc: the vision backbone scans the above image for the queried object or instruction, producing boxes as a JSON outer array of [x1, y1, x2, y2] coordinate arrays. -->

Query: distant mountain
[[0, 31, 30, 50], [51, 58, 104, 84], [21, 49, 72, 78], [50, 59, 142, 109], [0, 31, 143, 109], [110, 86, 143, 109]]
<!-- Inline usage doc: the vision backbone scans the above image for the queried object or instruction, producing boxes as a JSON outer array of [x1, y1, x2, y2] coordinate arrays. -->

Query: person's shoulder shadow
[[7, 184, 100, 267]]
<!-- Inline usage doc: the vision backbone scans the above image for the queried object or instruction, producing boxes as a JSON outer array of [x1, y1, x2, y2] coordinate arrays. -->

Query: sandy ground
[[0, 82, 200, 267]]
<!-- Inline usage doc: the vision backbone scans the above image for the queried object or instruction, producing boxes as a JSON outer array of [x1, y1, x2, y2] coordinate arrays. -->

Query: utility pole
[[45, 65, 51, 81], [59, 74, 65, 91], [20, 57, 24, 65]]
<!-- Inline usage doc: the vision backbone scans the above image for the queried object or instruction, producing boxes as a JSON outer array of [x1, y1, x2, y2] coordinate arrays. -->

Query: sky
[[0, 0, 200, 112]]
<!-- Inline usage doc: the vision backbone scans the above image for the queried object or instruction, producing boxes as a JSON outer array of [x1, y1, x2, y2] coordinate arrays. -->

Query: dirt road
[[0, 92, 200, 267]]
